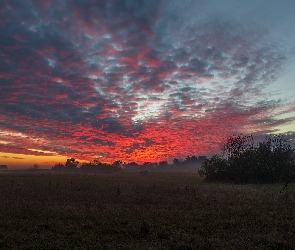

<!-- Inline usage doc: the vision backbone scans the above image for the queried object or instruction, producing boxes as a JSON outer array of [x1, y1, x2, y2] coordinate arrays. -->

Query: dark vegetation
[[51, 156, 206, 173], [0, 172, 294, 249], [49, 133, 295, 184], [0, 165, 8, 170], [199, 134, 295, 184]]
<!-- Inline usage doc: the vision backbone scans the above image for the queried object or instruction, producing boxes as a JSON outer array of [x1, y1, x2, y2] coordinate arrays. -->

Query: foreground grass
[[0, 171, 294, 249]]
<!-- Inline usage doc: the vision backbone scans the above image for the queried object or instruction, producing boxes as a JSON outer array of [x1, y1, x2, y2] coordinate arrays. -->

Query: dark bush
[[198, 155, 228, 182], [198, 134, 295, 184], [51, 163, 65, 171]]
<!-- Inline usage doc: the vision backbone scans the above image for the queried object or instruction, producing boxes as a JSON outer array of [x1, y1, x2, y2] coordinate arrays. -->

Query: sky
[[1, 0, 295, 168]]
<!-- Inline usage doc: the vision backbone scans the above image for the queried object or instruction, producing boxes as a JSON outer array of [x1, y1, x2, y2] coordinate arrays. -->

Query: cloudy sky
[[1, 0, 295, 168]]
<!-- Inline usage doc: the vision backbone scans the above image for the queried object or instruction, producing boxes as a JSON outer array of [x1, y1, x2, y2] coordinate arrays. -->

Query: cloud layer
[[0, 0, 294, 164]]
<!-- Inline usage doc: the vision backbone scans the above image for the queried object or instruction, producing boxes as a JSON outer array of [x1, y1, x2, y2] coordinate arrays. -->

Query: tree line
[[198, 134, 295, 184], [51, 155, 207, 173]]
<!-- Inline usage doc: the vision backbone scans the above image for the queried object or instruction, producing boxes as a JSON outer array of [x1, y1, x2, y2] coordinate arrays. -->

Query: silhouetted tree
[[65, 158, 79, 169], [198, 156, 207, 161], [143, 162, 153, 167], [159, 161, 168, 166], [221, 134, 254, 158], [173, 158, 181, 165], [191, 156, 199, 163], [112, 160, 125, 168], [93, 159, 102, 165], [185, 156, 191, 163], [124, 162, 139, 170], [52, 163, 65, 171], [0, 165, 8, 170], [255, 134, 294, 182], [199, 134, 295, 183], [198, 155, 228, 182], [32, 164, 40, 170]]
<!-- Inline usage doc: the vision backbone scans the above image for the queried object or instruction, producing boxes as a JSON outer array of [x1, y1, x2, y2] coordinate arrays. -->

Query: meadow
[[0, 170, 294, 249]]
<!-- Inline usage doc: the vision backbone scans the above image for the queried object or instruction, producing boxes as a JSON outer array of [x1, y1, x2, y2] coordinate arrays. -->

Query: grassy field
[[0, 170, 294, 249]]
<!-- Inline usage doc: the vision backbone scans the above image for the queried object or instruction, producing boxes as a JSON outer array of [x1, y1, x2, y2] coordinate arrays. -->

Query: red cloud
[[0, 0, 294, 167]]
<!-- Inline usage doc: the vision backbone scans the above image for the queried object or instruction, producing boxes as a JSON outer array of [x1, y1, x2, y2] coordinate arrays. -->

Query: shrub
[[198, 155, 228, 182], [51, 163, 65, 171]]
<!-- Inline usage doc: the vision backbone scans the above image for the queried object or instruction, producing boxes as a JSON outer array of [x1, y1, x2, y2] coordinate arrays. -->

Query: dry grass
[[0, 170, 294, 249]]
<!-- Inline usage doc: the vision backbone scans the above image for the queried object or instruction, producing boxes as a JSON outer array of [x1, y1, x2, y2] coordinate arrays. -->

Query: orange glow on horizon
[[0, 152, 68, 169]]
